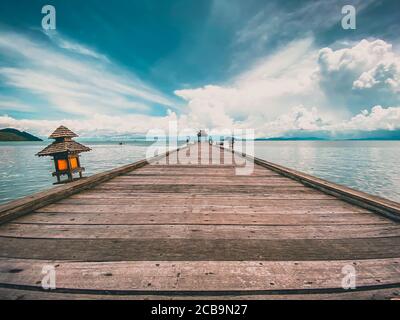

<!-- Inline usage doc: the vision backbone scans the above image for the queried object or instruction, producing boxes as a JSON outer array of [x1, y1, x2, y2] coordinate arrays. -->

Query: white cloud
[[317, 39, 400, 108], [318, 39, 392, 74], [332, 105, 400, 132], [175, 37, 326, 126], [174, 38, 400, 137], [0, 31, 176, 117], [236, 105, 400, 138], [246, 105, 329, 138], [353, 60, 400, 92], [0, 112, 179, 138], [254, 105, 400, 137], [47, 33, 110, 62], [3, 104, 399, 139]]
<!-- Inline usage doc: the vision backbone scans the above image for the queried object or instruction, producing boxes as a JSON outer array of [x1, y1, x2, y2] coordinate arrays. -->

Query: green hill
[[0, 128, 42, 141]]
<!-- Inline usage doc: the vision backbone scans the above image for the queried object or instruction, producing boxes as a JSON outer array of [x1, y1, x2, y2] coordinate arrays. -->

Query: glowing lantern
[[69, 157, 78, 170], [57, 159, 68, 171], [36, 126, 91, 184]]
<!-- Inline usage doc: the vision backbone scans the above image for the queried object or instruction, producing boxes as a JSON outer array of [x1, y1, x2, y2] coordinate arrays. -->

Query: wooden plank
[[112, 176, 288, 182], [1, 287, 399, 300], [91, 185, 321, 193], [102, 178, 302, 186], [0, 223, 398, 240], [16, 211, 388, 225], [35, 203, 372, 214], [0, 258, 399, 291], [144, 165, 238, 168], [122, 167, 276, 173], [1, 237, 399, 261], [57, 198, 350, 206], [71, 191, 336, 200], [128, 168, 279, 176]]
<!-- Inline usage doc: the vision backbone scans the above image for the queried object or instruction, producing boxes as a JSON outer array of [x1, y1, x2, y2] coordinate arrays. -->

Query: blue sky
[[0, 0, 399, 138]]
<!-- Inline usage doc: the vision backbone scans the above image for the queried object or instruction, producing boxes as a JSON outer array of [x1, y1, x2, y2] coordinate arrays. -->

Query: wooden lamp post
[[36, 126, 91, 184], [197, 130, 208, 142]]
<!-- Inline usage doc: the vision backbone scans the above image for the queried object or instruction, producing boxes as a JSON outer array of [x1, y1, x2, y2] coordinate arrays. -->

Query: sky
[[0, 0, 399, 138]]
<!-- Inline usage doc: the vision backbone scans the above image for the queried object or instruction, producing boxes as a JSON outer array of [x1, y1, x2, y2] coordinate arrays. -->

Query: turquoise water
[[0, 140, 399, 204], [254, 141, 400, 203], [0, 141, 150, 204]]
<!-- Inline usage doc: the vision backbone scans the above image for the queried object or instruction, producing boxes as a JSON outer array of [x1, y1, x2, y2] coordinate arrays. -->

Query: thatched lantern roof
[[36, 126, 91, 157], [48, 125, 78, 139]]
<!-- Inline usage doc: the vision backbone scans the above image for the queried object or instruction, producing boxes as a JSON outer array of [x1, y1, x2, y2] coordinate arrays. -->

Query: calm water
[[0, 140, 399, 204], [0, 141, 151, 204], [253, 141, 400, 203]]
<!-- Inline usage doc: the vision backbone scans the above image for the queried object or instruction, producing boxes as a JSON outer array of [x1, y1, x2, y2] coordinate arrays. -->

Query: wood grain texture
[[1, 237, 400, 261], [0, 223, 398, 239], [14, 211, 389, 225], [0, 258, 399, 291]]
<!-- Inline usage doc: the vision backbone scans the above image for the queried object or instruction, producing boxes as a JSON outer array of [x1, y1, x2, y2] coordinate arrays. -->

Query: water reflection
[[254, 140, 400, 202]]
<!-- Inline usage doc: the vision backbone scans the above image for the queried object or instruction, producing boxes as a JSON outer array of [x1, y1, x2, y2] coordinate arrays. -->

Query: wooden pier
[[0, 142, 399, 299]]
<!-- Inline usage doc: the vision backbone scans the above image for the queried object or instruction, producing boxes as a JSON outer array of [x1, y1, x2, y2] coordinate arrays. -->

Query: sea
[[0, 140, 399, 204]]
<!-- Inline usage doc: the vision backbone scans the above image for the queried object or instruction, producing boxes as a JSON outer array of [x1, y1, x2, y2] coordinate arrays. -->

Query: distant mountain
[[255, 130, 400, 141], [342, 130, 400, 140], [0, 128, 42, 141], [255, 137, 327, 141]]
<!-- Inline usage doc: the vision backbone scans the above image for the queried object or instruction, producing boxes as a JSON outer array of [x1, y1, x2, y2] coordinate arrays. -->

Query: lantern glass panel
[[57, 159, 68, 171], [70, 157, 78, 169]]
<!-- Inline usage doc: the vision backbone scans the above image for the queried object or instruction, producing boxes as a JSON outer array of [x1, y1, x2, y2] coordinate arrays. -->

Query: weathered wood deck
[[0, 142, 399, 299]]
